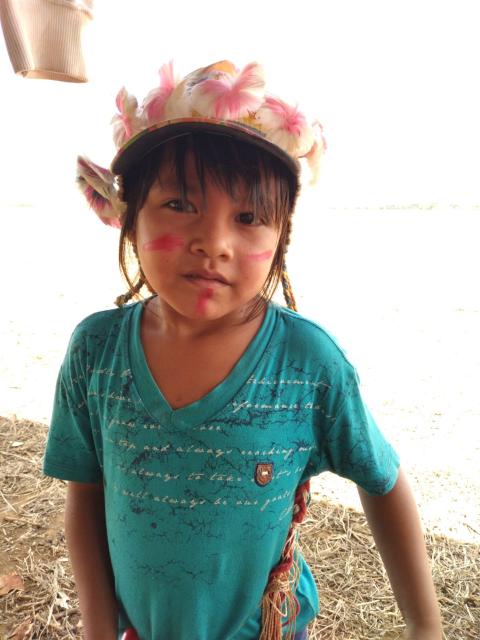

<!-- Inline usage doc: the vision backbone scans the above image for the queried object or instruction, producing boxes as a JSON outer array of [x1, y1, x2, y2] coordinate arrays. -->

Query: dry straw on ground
[[1, 416, 479, 639]]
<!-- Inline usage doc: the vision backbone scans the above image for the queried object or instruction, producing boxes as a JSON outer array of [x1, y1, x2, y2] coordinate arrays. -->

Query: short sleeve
[[43, 332, 102, 483], [311, 367, 400, 496]]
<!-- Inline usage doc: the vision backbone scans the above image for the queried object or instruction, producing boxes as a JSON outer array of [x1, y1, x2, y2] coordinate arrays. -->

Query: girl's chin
[[149, 285, 262, 321], [157, 297, 254, 324]]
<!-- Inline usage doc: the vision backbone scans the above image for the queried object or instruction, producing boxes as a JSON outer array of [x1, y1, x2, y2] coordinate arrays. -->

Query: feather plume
[[76, 156, 124, 227], [111, 87, 143, 147], [303, 121, 327, 184], [256, 96, 314, 156], [142, 61, 177, 124], [163, 78, 194, 119], [190, 62, 265, 119]]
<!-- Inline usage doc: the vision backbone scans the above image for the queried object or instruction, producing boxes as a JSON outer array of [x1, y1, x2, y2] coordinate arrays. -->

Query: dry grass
[[1, 417, 80, 640], [302, 503, 479, 639], [1, 416, 479, 639]]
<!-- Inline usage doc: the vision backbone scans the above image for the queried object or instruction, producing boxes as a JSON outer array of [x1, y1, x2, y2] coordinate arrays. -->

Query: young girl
[[43, 60, 442, 640]]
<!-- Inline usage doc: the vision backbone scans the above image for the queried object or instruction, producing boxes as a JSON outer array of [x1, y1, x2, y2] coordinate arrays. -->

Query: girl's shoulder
[[67, 301, 141, 350], [272, 304, 355, 371], [75, 302, 136, 333]]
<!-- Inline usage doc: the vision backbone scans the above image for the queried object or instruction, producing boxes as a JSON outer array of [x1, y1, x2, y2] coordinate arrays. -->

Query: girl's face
[[133, 153, 280, 324]]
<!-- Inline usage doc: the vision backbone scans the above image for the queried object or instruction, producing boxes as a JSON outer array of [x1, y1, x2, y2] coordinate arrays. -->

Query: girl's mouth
[[183, 271, 229, 287]]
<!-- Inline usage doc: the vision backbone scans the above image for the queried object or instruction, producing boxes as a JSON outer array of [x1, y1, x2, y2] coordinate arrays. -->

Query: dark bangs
[[122, 131, 298, 225], [176, 133, 297, 227]]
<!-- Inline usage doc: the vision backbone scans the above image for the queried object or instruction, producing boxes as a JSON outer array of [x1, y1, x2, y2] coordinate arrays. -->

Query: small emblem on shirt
[[255, 463, 274, 486]]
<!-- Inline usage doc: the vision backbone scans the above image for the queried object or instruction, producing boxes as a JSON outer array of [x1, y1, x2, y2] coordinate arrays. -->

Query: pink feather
[[77, 176, 118, 224], [313, 120, 327, 153], [191, 62, 265, 119], [112, 87, 139, 145], [256, 95, 314, 156], [100, 215, 122, 229], [77, 156, 112, 181], [142, 61, 176, 124], [303, 121, 327, 184], [83, 183, 108, 210], [76, 156, 124, 226], [263, 96, 307, 136]]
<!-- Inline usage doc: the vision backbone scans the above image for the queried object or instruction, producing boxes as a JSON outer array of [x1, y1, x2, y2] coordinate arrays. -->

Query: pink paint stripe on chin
[[143, 234, 184, 252], [195, 288, 214, 315], [246, 250, 273, 262]]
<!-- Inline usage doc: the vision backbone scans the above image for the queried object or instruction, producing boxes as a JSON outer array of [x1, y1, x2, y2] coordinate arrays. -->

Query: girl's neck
[[142, 296, 266, 341]]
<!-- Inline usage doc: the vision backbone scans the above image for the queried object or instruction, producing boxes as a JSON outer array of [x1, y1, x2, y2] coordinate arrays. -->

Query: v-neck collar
[[128, 301, 277, 427]]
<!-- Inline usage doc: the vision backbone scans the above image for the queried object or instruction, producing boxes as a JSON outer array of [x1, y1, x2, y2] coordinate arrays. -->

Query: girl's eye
[[236, 212, 260, 226], [165, 199, 196, 213]]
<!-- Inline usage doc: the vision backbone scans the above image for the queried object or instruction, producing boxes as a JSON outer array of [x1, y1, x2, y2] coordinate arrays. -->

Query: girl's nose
[[190, 215, 233, 259]]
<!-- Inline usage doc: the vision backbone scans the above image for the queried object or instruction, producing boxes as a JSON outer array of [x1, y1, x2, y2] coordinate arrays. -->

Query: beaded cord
[[114, 273, 145, 307], [281, 265, 297, 312], [260, 481, 311, 639], [262, 245, 314, 639]]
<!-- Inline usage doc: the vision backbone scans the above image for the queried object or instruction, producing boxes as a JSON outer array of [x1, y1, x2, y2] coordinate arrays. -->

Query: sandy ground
[[1, 199, 479, 543]]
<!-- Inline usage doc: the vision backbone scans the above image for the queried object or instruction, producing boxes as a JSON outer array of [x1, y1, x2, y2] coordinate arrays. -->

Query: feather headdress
[[77, 59, 326, 225], [111, 88, 144, 148], [142, 61, 177, 123]]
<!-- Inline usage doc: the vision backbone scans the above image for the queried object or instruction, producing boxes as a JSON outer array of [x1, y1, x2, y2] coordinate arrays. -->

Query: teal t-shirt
[[44, 301, 400, 640]]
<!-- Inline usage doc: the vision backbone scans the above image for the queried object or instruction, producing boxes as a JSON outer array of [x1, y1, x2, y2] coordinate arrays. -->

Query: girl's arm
[[357, 467, 443, 640], [65, 481, 118, 640]]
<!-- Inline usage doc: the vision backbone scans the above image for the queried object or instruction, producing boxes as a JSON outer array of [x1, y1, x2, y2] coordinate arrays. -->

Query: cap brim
[[111, 117, 300, 179]]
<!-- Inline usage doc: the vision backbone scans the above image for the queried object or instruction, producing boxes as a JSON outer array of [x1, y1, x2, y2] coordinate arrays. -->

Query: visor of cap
[[110, 118, 300, 179]]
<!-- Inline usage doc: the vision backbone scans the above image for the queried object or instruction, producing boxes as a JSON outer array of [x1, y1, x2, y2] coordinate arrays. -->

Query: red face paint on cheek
[[246, 250, 273, 262], [143, 234, 184, 252], [195, 288, 214, 315]]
